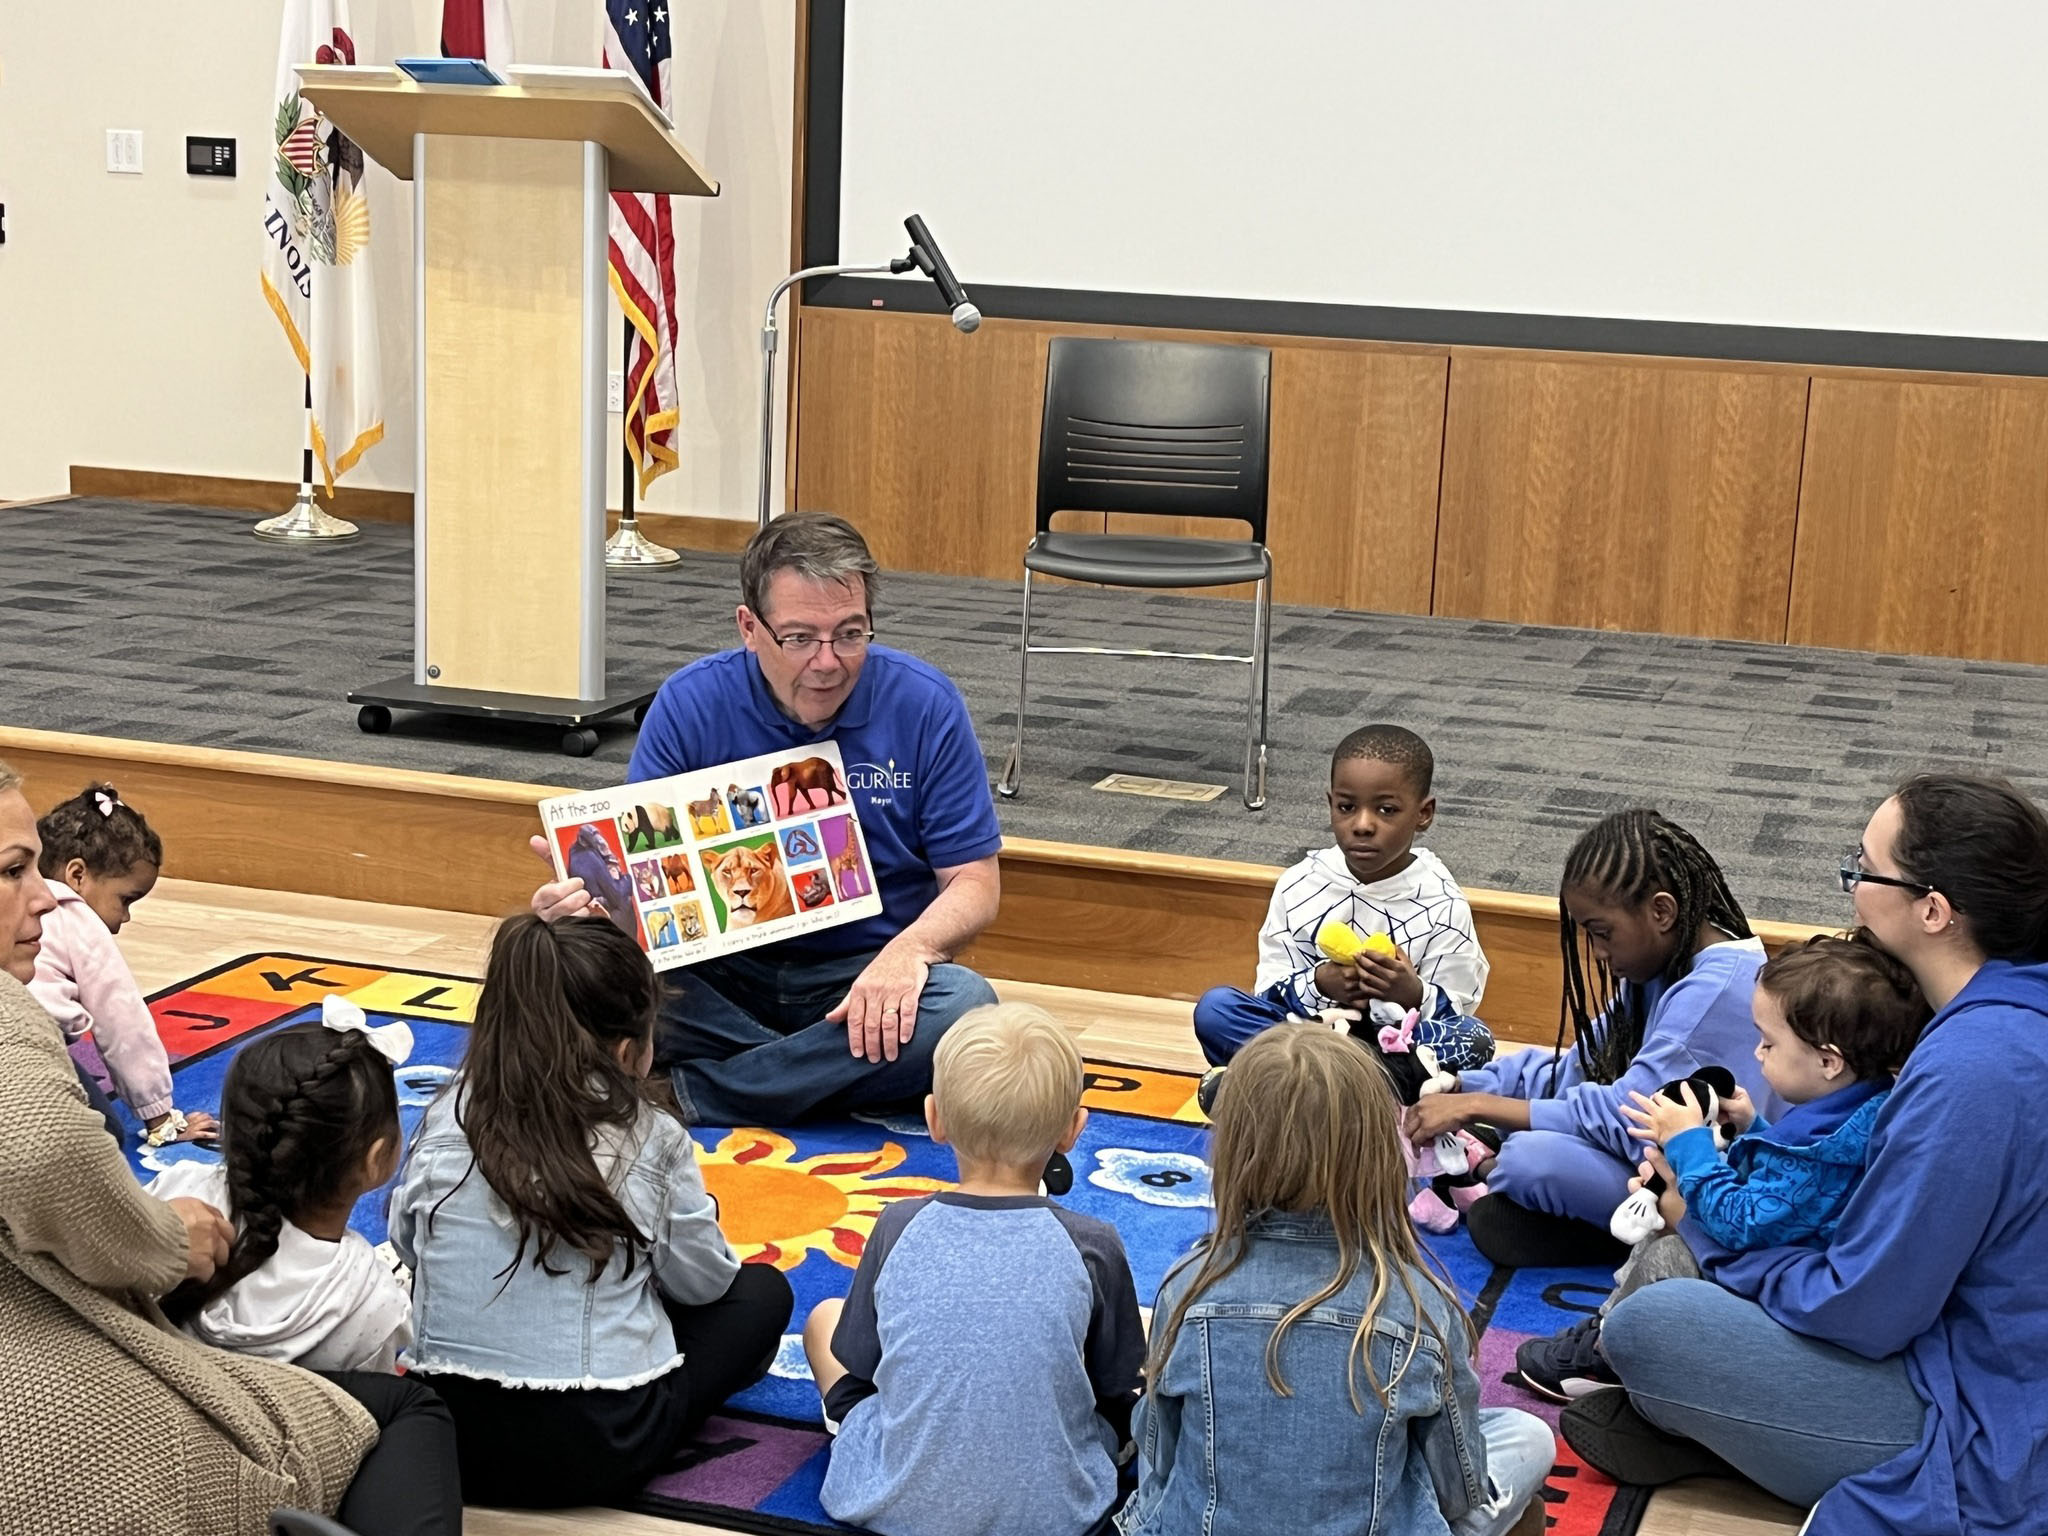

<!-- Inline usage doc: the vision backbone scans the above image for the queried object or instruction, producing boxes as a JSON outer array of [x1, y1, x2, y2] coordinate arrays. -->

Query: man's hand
[[1350, 946, 1425, 1012], [529, 834, 594, 922], [827, 938, 933, 1064], [1314, 961, 1374, 1010], [168, 1197, 233, 1283], [1622, 1083, 1709, 1148], [1632, 1149, 1686, 1230], [1405, 1090, 1468, 1147]]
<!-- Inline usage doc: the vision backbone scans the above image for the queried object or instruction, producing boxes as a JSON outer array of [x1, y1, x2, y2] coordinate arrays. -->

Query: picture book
[[537, 742, 882, 970]]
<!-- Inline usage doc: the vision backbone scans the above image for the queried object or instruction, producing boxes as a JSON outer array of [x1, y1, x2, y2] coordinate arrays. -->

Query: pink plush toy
[[1374, 1011, 1491, 1234]]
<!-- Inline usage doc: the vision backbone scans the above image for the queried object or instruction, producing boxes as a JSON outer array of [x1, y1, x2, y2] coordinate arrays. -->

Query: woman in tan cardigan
[[0, 764, 463, 1535]]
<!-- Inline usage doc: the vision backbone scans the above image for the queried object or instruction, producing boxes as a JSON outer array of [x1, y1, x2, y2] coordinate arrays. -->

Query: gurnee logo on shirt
[[847, 760, 914, 802]]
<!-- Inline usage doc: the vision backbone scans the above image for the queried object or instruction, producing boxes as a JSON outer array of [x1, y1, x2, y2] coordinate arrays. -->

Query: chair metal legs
[[998, 563, 1270, 810], [1242, 573, 1271, 811], [997, 568, 1033, 799]]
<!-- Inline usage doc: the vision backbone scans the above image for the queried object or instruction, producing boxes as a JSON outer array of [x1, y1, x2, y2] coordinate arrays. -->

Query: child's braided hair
[[161, 1021, 399, 1322], [36, 782, 161, 879], [1555, 808, 1751, 1088]]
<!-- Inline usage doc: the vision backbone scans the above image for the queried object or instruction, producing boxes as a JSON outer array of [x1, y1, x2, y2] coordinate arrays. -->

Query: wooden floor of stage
[[121, 880, 1803, 1536]]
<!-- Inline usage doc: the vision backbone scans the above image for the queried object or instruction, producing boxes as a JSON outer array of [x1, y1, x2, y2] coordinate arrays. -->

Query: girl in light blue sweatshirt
[[1406, 809, 1781, 1267]]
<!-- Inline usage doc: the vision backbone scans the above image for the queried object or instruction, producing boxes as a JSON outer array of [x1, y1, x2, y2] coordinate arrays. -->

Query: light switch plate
[[106, 129, 143, 174]]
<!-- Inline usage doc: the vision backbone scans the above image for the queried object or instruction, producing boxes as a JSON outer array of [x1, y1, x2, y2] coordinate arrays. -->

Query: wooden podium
[[298, 65, 717, 756]]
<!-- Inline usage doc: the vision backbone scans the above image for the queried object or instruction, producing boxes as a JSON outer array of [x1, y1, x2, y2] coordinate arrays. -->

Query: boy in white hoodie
[[1193, 725, 1493, 1071]]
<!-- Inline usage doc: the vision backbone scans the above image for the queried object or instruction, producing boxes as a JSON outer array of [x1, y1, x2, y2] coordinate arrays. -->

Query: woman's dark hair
[[162, 1021, 399, 1323], [1758, 930, 1930, 1080], [1556, 808, 1752, 1086], [1892, 773, 2048, 962], [36, 782, 162, 878], [451, 913, 662, 1280]]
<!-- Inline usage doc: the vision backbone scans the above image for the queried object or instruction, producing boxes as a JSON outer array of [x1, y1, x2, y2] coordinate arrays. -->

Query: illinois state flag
[[262, 0, 384, 493]]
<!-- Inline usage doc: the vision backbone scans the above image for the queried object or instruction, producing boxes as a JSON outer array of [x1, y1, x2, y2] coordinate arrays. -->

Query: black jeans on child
[[415, 1263, 795, 1508], [313, 1370, 464, 1536]]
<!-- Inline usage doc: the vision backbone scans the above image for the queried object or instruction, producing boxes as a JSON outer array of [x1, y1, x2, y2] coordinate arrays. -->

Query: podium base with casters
[[348, 678, 656, 758]]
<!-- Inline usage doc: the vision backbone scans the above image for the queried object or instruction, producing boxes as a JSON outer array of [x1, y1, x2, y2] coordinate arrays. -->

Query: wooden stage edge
[[0, 726, 1828, 1046]]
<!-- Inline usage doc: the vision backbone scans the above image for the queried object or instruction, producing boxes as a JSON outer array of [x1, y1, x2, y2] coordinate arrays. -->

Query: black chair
[[998, 336, 1273, 810]]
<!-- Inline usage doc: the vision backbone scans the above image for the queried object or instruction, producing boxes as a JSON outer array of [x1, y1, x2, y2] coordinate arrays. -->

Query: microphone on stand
[[904, 214, 980, 332]]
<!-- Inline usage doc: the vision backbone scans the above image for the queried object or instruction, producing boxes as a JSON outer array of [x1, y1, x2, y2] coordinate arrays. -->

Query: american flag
[[605, 0, 680, 494]]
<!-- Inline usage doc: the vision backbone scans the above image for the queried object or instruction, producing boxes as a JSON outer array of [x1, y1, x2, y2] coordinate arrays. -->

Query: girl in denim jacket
[[1119, 1028, 1551, 1536], [393, 914, 793, 1508]]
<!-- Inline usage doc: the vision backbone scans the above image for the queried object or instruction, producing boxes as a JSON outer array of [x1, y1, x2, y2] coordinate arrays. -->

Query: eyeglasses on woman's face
[[1838, 850, 1934, 897]]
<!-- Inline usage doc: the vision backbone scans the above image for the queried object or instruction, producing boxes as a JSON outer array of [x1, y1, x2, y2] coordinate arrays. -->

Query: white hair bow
[[94, 789, 118, 818], [320, 994, 415, 1066]]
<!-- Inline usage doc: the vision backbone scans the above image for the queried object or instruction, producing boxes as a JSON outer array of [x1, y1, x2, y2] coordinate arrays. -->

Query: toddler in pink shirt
[[29, 783, 214, 1145]]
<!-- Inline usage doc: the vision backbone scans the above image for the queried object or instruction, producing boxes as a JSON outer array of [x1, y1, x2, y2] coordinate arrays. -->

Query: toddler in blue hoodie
[[1515, 932, 1929, 1402]]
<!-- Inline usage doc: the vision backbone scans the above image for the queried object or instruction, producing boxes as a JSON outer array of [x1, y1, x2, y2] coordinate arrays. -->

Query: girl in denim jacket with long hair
[[1119, 1027, 1551, 1536], [394, 914, 793, 1508]]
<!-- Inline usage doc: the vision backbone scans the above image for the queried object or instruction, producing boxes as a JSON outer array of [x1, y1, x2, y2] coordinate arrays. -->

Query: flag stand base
[[255, 488, 361, 543], [604, 515, 681, 568]]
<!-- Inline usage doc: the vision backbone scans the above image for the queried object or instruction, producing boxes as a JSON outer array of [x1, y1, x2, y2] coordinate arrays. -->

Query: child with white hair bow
[[146, 996, 417, 1372]]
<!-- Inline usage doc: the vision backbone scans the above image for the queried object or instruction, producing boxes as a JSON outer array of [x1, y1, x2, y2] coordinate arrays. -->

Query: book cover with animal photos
[[536, 742, 883, 970]]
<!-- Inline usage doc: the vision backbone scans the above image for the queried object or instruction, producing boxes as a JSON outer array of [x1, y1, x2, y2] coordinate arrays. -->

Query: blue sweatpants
[[656, 947, 999, 1125], [1483, 1127, 1637, 1227], [1192, 986, 1496, 1073]]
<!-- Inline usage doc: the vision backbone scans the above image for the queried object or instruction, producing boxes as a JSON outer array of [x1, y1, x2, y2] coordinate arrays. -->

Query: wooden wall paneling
[[1787, 377, 2048, 663], [1434, 352, 1809, 641], [1264, 346, 1448, 613], [792, 307, 1046, 578], [1098, 346, 1450, 611]]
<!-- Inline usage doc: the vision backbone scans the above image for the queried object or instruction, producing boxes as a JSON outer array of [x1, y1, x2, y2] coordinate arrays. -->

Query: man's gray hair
[[740, 513, 880, 619]]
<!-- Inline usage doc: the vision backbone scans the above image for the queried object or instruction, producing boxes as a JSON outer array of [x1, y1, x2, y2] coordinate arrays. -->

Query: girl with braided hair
[[150, 1010, 411, 1372], [1407, 808, 1782, 1268]]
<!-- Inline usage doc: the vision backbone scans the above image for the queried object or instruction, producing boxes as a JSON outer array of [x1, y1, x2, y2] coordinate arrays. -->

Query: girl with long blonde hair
[[1118, 1027, 1550, 1536]]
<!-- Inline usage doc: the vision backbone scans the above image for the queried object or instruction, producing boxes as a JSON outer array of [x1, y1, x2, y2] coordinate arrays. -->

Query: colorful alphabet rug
[[122, 955, 1648, 1536]]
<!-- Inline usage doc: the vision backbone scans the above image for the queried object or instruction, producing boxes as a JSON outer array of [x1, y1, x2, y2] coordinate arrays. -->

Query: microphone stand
[[756, 256, 914, 531]]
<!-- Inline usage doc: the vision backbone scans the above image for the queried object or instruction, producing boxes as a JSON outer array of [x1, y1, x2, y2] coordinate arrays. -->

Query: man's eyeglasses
[[1838, 852, 1934, 897], [757, 617, 874, 661]]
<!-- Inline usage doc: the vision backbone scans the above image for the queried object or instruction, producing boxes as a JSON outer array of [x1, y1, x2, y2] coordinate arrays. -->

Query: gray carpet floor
[[9, 497, 2048, 925]]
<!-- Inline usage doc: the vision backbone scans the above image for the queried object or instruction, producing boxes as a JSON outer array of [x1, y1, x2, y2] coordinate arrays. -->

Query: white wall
[[841, 0, 2048, 340], [0, 0, 793, 516]]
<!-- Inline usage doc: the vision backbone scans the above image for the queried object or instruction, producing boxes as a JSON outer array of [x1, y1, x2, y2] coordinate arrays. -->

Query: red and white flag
[[440, 0, 513, 64], [261, 0, 384, 493], [605, 0, 681, 495]]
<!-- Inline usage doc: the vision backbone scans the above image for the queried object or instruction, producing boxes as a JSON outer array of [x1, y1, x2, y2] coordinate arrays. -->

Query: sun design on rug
[[696, 1129, 951, 1270]]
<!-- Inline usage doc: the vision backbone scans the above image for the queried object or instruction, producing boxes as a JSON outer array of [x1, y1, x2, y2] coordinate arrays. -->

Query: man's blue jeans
[[1602, 1279, 1926, 1507], [655, 947, 998, 1125]]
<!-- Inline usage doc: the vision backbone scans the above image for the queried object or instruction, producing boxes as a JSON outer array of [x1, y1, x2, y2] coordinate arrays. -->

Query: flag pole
[[254, 363, 361, 543], [605, 315, 680, 568]]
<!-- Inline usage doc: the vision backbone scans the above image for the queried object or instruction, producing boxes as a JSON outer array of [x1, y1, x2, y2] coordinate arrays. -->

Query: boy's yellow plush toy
[[1315, 921, 1398, 966]]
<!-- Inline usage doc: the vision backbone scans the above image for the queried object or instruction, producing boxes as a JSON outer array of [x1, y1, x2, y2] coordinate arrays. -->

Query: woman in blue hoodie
[[1570, 773, 2048, 1536]]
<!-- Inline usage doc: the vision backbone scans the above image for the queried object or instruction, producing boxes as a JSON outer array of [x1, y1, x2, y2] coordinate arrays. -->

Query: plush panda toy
[[1608, 1064, 1740, 1244]]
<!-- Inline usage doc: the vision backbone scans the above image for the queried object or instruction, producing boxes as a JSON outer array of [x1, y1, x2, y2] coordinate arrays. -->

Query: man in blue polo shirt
[[530, 514, 1003, 1125]]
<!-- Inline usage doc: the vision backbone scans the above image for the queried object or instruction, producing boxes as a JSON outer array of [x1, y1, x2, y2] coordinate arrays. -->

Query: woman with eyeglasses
[[1567, 773, 2048, 1536]]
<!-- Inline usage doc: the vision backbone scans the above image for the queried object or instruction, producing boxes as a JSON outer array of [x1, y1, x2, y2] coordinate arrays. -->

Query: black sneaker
[[1560, 1388, 1738, 1486], [1196, 1066, 1227, 1118], [1514, 1314, 1619, 1403], [1041, 1149, 1074, 1197]]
